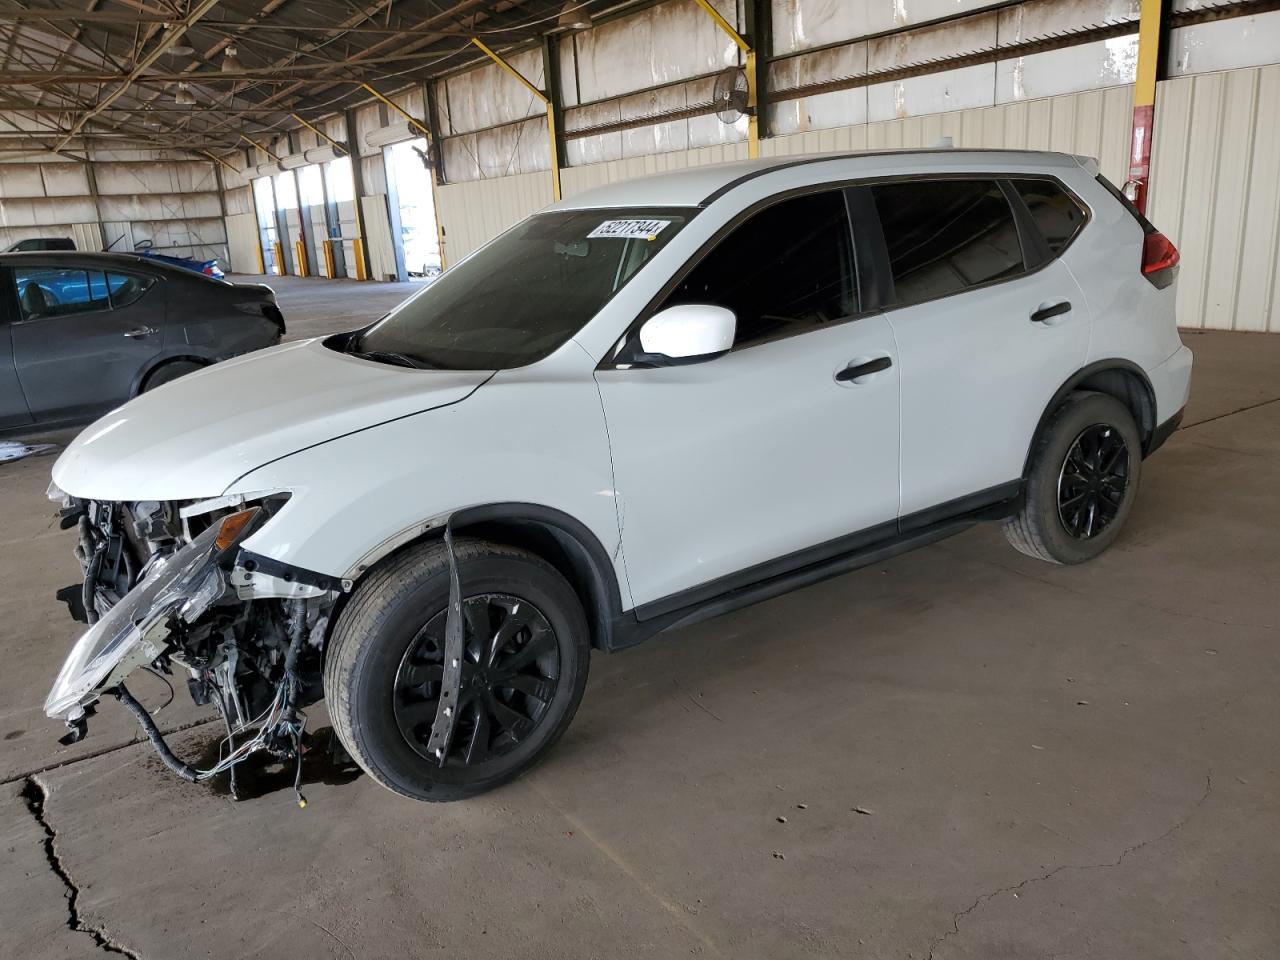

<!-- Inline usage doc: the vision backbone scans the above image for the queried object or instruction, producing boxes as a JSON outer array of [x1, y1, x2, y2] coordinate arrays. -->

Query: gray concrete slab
[[2, 279, 1278, 959]]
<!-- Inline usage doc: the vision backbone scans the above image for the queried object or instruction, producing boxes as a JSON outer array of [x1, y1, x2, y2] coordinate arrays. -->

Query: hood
[[53, 338, 492, 501]]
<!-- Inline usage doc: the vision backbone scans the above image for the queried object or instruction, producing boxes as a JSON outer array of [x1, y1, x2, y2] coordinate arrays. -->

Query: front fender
[[225, 365, 630, 607]]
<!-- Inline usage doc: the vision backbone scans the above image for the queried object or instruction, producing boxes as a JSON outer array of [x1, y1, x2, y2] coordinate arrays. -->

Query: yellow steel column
[[693, 0, 757, 159], [469, 38, 561, 201], [1127, 0, 1165, 214]]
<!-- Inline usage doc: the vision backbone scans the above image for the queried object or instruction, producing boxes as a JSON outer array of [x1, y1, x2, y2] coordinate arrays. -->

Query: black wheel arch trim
[[1025, 359, 1159, 476], [429, 502, 626, 654], [133, 353, 213, 395]]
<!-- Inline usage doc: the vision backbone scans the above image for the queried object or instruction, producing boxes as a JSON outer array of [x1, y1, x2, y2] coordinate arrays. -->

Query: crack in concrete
[[20, 775, 143, 959], [924, 770, 1213, 960], [1, 715, 221, 787], [1183, 395, 1280, 430]]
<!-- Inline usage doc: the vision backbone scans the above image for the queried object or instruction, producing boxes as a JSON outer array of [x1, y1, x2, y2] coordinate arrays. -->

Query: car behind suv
[[43, 150, 1191, 803]]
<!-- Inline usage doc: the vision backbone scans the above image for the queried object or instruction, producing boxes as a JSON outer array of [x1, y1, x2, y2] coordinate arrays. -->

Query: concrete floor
[[1, 276, 1278, 959]]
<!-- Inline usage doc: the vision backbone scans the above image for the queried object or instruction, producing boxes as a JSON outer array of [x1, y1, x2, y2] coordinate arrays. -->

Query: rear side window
[[107, 271, 155, 308], [663, 190, 856, 350], [871, 179, 1024, 307], [1011, 179, 1086, 258], [13, 267, 110, 321]]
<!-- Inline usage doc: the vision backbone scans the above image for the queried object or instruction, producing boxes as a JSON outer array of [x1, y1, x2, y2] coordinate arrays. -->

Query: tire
[[324, 537, 591, 801], [141, 360, 204, 392], [1003, 391, 1142, 564]]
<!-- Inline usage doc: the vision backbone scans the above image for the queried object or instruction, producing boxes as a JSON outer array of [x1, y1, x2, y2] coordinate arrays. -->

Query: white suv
[[44, 150, 1192, 802]]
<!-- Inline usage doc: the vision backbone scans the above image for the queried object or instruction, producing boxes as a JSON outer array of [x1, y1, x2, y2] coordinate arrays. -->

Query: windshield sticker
[[587, 219, 671, 241]]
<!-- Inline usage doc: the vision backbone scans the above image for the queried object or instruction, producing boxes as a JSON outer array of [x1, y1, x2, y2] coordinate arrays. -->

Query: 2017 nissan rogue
[[43, 149, 1191, 802]]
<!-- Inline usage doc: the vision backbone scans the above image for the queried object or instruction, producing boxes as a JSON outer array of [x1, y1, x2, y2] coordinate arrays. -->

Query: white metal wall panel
[[360, 194, 399, 281], [435, 171, 554, 262], [225, 212, 262, 274], [761, 83, 1133, 184], [70, 222, 100, 251], [1148, 64, 1280, 332], [561, 142, 749, 195]]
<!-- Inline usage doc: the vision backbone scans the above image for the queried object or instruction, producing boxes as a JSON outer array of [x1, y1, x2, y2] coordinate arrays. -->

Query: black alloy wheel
[[1056, 423, 1130, 540], [393, 594, 560, 767]]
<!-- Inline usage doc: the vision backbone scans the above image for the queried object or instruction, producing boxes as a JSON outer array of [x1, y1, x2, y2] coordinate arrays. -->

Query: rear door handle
[[835, 355, 892, 383], [123, 326, 156, 339], [1030, 301, 1072, 324]]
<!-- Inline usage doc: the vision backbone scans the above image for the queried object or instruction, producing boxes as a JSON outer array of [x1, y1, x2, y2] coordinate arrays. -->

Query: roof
[[0, 1, 623, 155], [0, 250, 215, 279], [550, 148, 1088, 211]]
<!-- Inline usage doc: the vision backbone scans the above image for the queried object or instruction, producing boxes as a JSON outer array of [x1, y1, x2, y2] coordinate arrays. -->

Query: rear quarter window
[[1010, 179, 1087, 258]]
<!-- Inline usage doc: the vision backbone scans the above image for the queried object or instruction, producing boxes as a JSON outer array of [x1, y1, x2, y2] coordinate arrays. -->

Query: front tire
[[1003, 391, 1142, 564], [324, 538, 590, 801]]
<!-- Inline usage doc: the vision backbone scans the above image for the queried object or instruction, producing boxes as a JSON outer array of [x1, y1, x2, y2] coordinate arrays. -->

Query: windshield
[[352, 207, 692, 369]]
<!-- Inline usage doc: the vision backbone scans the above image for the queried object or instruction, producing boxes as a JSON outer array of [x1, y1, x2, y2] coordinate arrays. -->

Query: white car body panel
[[597, 314, 900, 607], [888, 259, 1090, 515], [49, 149, 1194, 625], [226, 343, 626, 598], [51, 338, 490, 502]]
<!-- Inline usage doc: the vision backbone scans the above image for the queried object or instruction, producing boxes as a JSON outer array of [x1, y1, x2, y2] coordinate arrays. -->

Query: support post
[[1127, 0, 1166, 215], [692, 0, 758, 158], [345, 108, 374, 281], [83, 159, 107, 251], [469, 37, 561, 200]]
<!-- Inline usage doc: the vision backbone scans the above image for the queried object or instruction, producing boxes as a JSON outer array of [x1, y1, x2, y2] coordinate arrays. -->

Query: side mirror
[[618, 304, 736, 367]]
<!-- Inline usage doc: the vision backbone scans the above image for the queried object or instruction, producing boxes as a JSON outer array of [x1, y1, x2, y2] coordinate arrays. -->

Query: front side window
[[354, 208, 690, 369], [107, 271, 156, 309], [872, 180, 1025, 307], [13, 267, 110, 321], [1011, 178, 1087, 260], [663, 190, 856, 350]]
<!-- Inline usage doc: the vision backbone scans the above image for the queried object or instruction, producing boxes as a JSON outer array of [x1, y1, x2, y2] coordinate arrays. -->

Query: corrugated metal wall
[[434, 66, 1280, 333], [1148, 63, 1280, 332], [436, 171, 554, 262], [0, 154, 227, 260]]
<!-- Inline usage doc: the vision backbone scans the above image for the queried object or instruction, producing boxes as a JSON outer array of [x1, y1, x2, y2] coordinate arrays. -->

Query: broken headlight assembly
[[44, 506, 261, 722]]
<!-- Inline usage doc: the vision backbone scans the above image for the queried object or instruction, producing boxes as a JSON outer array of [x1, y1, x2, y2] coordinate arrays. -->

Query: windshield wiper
[[348, 349, 432, 369]]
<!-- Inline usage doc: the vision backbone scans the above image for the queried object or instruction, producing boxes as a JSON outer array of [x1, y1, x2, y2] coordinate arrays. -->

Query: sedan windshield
[[352, 207, 692, 369]]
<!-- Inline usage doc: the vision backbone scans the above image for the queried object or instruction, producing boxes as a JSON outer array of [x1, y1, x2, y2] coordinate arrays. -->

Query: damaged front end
[[45, 485, 346, 801]]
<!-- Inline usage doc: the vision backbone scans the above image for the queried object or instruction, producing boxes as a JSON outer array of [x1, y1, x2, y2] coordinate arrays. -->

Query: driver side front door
[[595, 188, 901, 615]]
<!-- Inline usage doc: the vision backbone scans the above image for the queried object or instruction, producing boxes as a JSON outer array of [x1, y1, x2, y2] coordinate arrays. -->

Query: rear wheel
[[140, 360, 204, 392], [1004, 391, 1142, 564], [324, 538, 590, 801]]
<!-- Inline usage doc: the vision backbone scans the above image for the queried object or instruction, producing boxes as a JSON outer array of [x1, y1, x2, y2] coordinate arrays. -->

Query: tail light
[[1141, 231, 1179, 289], [202, 265, 215, 276]]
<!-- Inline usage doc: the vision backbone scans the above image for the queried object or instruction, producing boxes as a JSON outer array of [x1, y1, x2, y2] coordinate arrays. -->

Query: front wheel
[[324, 538, 590, 801], [1003, 391, 1142, 564]]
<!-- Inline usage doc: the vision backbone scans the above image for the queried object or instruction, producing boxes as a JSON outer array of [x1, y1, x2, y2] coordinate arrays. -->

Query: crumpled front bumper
[[44, 521, 225, 721]]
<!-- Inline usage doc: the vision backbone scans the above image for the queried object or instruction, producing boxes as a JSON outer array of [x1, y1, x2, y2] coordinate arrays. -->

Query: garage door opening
[[384, 138, 440, 282]]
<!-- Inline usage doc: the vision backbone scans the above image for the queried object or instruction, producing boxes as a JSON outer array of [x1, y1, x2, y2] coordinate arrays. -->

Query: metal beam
[[691, 0, 757, 158], [469, 37, 560, 200], [52, 0, 224, 152], [291, 113, 347, 154]]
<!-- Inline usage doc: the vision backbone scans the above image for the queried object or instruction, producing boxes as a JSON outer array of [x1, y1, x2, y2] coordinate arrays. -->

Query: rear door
[[865, 177, 1091, 518], [10, 263, 164, 421]]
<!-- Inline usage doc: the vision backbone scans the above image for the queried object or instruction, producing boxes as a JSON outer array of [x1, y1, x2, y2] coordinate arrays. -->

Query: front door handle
[[123, 326, 156, 339], [835, 355, 892, 383], [1030, 301, 1072, 324]]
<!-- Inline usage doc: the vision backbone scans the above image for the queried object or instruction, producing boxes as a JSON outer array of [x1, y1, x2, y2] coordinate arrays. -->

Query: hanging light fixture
[[162, 24, 195, 56], [221, 45, 242, 72], [556, 2, 591, 31], [175, 82, 197, 106]]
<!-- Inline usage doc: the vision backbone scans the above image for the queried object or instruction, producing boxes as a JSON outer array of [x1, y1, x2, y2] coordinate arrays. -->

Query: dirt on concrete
[[1, 282, 1278, 959]]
